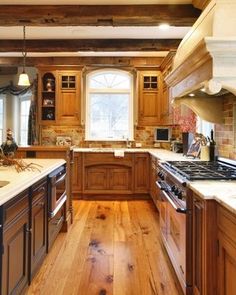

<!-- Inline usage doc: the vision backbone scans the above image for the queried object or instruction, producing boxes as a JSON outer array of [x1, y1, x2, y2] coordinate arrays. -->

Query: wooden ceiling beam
[[0, 39, 181, 52], [0, 5, 201, 27], [0, 56, 164, 67]]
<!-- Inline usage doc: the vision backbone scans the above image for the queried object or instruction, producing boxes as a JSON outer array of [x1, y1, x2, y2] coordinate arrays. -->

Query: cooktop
[[163, 160, 236, 180]]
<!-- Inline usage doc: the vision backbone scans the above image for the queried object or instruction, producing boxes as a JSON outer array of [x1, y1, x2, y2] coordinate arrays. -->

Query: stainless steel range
[[156, 157, 236, 295]]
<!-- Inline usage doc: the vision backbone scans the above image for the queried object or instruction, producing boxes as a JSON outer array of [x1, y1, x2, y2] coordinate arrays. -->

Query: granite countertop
[[73, 147, 236, 214], [73, 147, 191, 161], [0, 158, 66, 206]]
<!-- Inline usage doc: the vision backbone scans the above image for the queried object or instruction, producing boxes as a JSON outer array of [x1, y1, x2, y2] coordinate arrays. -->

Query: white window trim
[[18, 92, 31, 146], [85, 68, 134, 141], [0, 95, 6, 143]]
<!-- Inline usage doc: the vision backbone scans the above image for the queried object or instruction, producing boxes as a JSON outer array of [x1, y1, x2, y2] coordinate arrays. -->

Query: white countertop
[[0, 158, 66, 206], [73, 147, 236, 214]]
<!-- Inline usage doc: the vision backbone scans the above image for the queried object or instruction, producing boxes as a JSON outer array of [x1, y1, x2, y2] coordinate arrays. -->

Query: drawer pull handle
[[26, 228, 32, 233]]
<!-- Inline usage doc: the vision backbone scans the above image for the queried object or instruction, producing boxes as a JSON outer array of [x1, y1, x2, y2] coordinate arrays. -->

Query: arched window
[[86, 69, 133, 141]]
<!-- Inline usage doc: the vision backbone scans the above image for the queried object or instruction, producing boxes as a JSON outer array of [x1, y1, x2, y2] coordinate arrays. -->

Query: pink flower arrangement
[[173, 106, 197, 133]]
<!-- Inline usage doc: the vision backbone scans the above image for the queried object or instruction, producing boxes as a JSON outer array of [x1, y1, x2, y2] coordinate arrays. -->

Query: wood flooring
[[26, 200, 182, 295]]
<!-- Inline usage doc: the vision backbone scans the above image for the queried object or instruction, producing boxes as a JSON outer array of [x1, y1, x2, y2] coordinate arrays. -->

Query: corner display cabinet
[[38, 68, 81, 126]]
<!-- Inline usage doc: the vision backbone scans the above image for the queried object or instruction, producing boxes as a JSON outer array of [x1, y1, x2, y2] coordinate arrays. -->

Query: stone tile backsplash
[[41, 124, 181, 149], [215, 94, 236, 160]]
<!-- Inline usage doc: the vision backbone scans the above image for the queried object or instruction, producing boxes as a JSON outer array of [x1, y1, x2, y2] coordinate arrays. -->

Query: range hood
[[165, 0, 236, 124]]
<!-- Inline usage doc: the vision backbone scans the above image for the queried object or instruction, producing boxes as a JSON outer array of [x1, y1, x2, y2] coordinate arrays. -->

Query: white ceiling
[[0, 26, 190, 39], [0, 0, 192, 4]]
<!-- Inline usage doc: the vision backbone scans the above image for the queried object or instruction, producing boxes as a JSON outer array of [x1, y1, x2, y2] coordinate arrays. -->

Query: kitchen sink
[[0, 180, 10, 188]]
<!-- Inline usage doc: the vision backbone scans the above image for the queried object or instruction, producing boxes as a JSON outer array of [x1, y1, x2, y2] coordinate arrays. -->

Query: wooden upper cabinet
[[38, 67, 81, 125], [57, 71, 81, 125], [138, 70, 162, 126]]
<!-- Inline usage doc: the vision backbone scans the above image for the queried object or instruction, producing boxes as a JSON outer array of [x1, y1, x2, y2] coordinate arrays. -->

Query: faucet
[[126, 138, 132, 148]]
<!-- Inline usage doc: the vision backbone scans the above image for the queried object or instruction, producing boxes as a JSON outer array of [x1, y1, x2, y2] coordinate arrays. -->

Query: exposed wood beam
[[0, 67, 18, 75], [0, 39, 181, 53], [0, 5, 201, 26], [0, 56, 164, 67]]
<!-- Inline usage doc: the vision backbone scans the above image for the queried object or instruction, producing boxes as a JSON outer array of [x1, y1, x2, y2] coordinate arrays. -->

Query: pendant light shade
[[18, 26, 30, 87]]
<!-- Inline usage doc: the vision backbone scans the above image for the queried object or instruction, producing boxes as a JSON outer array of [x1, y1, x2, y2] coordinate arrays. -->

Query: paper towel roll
[[200, 146, 210, 161]]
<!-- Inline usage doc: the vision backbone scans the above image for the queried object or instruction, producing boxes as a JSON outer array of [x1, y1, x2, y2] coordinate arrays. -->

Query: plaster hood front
[[165, 0, 236, 124]]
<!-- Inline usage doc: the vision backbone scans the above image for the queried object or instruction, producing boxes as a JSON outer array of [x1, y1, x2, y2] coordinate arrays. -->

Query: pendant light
[[18, 26, 30, 86]]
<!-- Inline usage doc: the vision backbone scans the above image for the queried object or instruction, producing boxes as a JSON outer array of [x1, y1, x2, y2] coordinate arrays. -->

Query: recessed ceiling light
[[189, 93, 195, 97], [158, 23, 170, 30]]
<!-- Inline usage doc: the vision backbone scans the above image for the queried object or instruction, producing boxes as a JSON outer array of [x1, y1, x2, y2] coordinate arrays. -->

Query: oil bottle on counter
[[209, 129, 216, 161]]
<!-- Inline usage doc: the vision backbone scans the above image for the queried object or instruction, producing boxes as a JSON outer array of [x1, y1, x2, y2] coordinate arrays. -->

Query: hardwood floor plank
[[77, 202, 115, 295], [26, 200, 182, 295], [134, 201, 182, 295]]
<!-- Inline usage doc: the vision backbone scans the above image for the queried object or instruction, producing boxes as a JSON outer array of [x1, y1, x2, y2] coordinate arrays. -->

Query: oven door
[[156, 180, 187, 293], [49, 165, 67, 218]]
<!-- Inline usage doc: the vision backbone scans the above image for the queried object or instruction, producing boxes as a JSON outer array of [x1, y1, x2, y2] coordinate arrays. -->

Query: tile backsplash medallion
[[41, 125, 181, 149], [215, 93, 236, 160]]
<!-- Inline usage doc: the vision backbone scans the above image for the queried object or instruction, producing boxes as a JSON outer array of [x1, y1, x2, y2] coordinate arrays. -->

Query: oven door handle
[[162, 190, 187, 214], [156, 181, 166, 191], [56, 172, 66, 185]]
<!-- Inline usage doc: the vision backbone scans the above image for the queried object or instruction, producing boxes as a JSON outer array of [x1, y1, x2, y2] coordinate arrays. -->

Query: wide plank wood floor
[[26, 200, 182, 295]]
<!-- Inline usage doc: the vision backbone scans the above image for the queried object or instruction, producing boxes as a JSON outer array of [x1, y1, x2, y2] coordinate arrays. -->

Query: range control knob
[[171, 185, 177, 193], [158, 171, 165, 180], [176, 190, 183, 199]]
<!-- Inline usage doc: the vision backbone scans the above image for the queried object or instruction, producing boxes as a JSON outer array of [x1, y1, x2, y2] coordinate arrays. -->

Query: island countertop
[[0, 158, 66, 206]]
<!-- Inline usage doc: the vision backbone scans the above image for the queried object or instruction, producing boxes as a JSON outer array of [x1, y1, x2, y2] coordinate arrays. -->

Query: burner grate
[[164, 161, 236, 181]]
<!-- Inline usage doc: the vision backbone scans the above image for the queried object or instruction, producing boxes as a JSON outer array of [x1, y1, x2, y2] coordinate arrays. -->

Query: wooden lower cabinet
[[84, 165, 132, 193], [191, 193, 217, 295], [72, 152, 82, 195], [192, 196, 204, 295], [217, 206, 236, 295], [1, 190, 30, 295], [0, 177, 53, 295], [134, 153, 149, 194], [75, 152, 150, 198], [30, 180, 47, 280]]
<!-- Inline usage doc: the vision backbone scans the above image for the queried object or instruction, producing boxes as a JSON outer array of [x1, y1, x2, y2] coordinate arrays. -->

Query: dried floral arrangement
[[0, 149, 42, 173]]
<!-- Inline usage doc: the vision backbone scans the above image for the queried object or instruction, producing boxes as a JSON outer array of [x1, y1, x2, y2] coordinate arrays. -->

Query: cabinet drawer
[[48, 205, 64, 251], [84, 152, 133, 166], [31, 178, 47, 205], [218, 206, 236, 244], [3, 190, 29, 227]]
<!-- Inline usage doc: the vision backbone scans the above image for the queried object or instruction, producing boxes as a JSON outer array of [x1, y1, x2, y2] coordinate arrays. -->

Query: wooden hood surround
[[165, 0, 236, 124]]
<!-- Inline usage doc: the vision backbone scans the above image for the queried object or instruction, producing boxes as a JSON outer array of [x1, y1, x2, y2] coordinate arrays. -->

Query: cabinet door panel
[[2, 212, 29, 295], [31, 197, 47, 278], [218, 234, 236, 295], [85, 167, 107, 190], [109, 168, 132, 191], [138, 71, 161, 126], [72, 153, 83, 193], [57, 71, 81, 125], [134, 153, 149, 193]]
